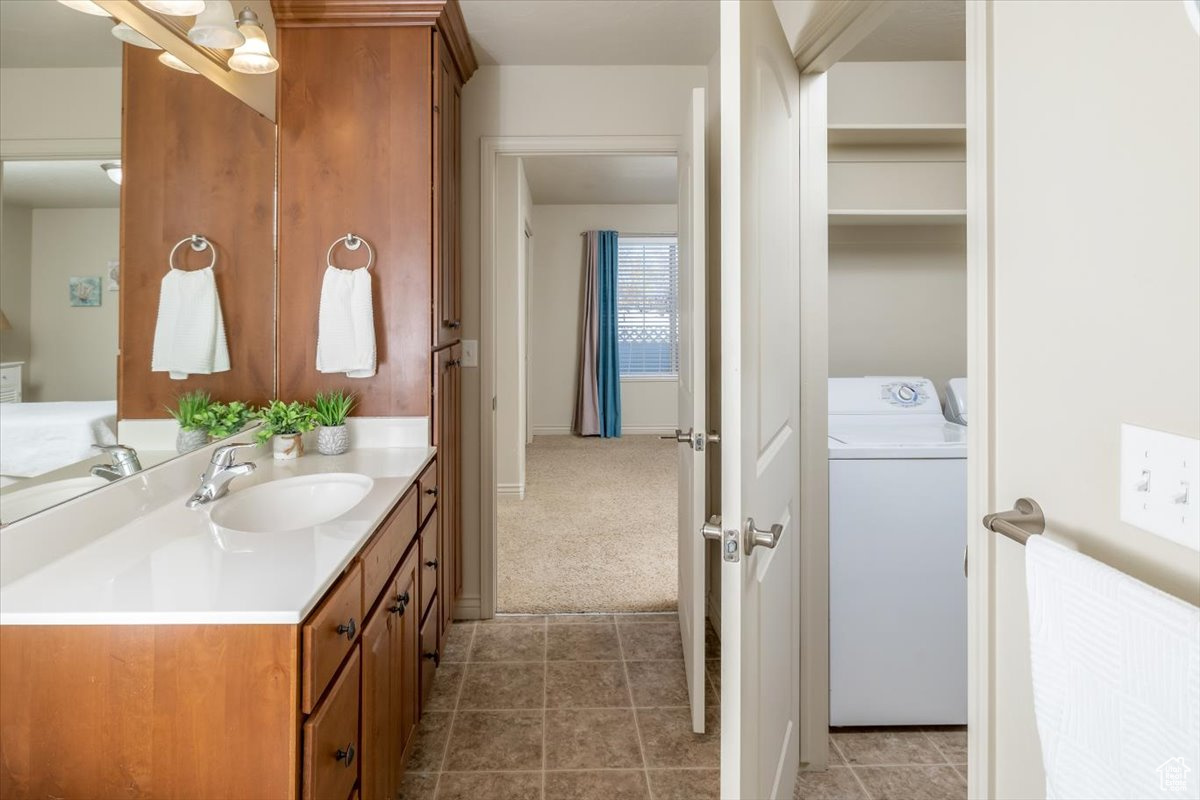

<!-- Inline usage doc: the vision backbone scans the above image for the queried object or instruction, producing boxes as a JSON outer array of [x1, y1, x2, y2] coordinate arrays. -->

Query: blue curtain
[[596, 230, 622, 437]]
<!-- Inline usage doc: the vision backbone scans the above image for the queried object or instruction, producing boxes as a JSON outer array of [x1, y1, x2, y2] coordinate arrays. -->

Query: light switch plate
[[1120, 424, 1200, 551], [460, 340, 478, 368]]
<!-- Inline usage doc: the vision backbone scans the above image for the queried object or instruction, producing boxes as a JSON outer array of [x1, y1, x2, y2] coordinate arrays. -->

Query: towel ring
[[327, 233, 374, 270], [168, 235, 216, 271]]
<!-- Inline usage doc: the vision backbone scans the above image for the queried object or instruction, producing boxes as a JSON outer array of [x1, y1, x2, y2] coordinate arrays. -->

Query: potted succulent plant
[[167, 390, 212, 454], [313, 390, 356, 456], [255, 400, 318, 460], [195, 401, 255, 441]]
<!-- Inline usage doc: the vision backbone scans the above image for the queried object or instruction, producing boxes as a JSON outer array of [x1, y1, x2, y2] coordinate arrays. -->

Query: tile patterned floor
[[405, 613, 967, 800], [400, 613, 721, 800]]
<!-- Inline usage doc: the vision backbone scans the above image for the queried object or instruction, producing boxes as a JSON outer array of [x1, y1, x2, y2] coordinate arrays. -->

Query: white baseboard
[[453, 594, 482, 621], [530, 425, 675, 436], [497, 483, 525, 499], [531, 425, 572, 435]]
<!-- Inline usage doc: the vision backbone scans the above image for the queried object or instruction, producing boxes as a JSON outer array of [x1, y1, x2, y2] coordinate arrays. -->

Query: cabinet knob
[[442, 319, 461, 329], [425, 558, 439, 569], [389, 591, 410, 616], [335, 618, 356, 641], [335, 743, 355, 767], [424, 486, 438, 497], [423, 650, 440, 666]]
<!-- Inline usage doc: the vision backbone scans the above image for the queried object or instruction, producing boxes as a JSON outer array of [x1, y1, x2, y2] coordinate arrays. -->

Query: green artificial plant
[[312, 391, 357, 428]]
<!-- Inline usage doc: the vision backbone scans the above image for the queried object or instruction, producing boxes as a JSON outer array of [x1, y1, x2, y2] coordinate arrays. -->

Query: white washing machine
[[944, 377, 968, 425], [829, 377, 967, 726]]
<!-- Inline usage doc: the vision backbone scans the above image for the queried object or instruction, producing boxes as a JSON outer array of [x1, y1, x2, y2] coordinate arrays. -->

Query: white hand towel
[[150, 267, 230, 380], [316, 266, 376, 378], [1026, 535, 1200, 800]]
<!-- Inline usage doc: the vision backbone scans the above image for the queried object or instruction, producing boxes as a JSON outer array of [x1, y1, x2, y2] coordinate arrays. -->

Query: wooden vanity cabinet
[[434, 28, 464, 347], [433, 343, 463, 648]]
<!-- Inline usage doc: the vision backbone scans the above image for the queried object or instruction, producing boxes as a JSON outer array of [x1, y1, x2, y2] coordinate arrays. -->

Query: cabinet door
[[360, 600, 393, 800], [434, 344, 462, 646], [392, 547, 421, 771], [433, 32, 462, 346], [302, 648, 360, 800], [420, 508, 440, 620]]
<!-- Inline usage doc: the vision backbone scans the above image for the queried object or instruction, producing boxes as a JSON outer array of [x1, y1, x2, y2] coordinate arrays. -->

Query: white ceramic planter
[[317, 425, 350, 456], [176, 428, 209, 454], [272, 433, 304, 460]]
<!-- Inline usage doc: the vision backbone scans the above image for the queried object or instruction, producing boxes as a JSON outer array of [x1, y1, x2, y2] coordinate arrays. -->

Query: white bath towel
[[151, 267, 230, 380], [1026, 535, 1200, 800], [316, 266, 376, 378]]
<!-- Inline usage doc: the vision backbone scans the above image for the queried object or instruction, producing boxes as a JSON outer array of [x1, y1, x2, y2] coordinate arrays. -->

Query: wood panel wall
[[119, 46, 277, 419], [0, 624, 299, 799], [276, 26, 433, 416]]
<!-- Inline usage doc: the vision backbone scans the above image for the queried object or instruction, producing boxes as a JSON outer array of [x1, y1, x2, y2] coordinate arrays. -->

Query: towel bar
[[168, 234, 215, 271], [327, 233, 374, 270], [983, 497, 1045, 545]]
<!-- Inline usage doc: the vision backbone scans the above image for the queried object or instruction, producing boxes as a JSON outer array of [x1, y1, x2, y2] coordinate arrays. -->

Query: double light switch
[[1120, 423, 1200, 552]]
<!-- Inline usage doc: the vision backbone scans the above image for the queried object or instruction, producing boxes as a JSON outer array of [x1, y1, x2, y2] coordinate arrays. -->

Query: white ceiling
[[522, 155, 677, 205], [843, 0, 965, 62], [2, 161, 120, 208], [0, 0, 121, 69], [459, 0, 718, 66]]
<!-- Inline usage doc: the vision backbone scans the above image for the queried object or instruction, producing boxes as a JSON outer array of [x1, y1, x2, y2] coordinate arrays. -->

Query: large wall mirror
[[0, 0, 277, 525]]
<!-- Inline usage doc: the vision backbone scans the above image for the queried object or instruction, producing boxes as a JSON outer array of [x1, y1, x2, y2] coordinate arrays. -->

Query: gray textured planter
[[176, 427, 208, 454], [317, 425, 350, 456]]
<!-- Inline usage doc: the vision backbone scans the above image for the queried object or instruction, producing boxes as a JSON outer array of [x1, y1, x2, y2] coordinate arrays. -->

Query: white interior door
[[676, 86, 707, 733], [718, 1, 803, 798]]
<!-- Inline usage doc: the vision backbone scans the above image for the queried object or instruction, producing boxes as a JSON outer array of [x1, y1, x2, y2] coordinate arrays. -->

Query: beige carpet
[[498, 435, 678, 613]]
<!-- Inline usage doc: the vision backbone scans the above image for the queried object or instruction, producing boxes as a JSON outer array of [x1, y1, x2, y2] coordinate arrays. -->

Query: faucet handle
[[93, 443, 139, 466], [211, 441, 259, 468]]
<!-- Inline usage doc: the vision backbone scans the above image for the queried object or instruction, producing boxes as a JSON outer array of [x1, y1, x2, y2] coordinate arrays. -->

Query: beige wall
[[0, 200, 32, 366], [988, 2, 1200, 796], [828, 226, 965, 398], [461, 64, 708, 614], [28, 208, 119, 401], [528, 204, 679, 436], [0, 67, 121, 153]]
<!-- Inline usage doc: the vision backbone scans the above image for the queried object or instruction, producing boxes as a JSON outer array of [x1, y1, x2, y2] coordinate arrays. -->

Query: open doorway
[[492, 153, 683, 614]]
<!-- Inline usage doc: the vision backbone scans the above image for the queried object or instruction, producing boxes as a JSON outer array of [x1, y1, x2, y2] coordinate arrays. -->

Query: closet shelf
[[827, 124, 966, 146], [828, 209, 967, 226]]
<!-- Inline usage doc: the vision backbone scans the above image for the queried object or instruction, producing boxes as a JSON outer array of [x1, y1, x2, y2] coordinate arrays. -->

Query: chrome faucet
[[90, 444, 143, 482], [185, 442, 258, 509]]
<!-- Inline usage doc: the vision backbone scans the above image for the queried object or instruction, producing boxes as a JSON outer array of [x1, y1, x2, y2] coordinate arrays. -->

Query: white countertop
[[0, 446, 434, 626]]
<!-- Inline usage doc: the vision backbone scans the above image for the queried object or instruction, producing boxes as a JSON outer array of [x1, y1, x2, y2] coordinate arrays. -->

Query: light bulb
[[112, 22, 162, 50], [139, 1, 207, 15], [101, 162, 123, 186], [158, 51, 198, 74], [229, 8, 278, 74], [188, 0, 244, 49], [57, 1, 110, 16]]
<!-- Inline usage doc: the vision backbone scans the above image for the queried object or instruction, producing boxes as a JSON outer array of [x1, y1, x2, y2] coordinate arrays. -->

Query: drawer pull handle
[[425, 558, 439, 569], [335, 744, 355, 767], [423, 650, 440, 666], [425, 487, 438, 496], [390, 591, 410, 616], [336, 618, 356, 640]]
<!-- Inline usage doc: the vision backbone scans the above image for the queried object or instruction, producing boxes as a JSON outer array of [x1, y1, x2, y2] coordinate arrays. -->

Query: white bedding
[[0, 401, 118, 478]]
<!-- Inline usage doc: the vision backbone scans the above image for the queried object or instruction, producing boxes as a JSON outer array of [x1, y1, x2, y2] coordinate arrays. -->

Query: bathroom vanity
[[0, 439, 446, 799]]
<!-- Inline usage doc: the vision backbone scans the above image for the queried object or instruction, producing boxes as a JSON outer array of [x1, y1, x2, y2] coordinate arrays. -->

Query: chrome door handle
[[745, 518, 783, 554], [661, 428, 694, 444], [700, 515, 723, 541]]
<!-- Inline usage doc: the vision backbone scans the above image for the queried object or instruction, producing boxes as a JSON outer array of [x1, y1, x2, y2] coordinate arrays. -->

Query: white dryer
[[829, 377, 967, 726]]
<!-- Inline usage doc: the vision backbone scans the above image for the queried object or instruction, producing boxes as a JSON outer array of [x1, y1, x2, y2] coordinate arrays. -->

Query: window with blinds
[[616, 235, 679, 377]]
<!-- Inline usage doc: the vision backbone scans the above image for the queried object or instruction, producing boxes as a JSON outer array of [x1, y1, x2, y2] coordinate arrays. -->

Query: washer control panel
[[830, 377, 941, 415], [883, 381, 931, 408]]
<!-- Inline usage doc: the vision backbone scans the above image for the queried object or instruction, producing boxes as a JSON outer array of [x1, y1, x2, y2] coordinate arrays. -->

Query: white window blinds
[[616, 235, 679, 377]]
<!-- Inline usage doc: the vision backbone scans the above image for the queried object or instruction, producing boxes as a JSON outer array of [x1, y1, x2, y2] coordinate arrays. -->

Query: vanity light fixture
[[138, 0, 207, 15], [228, 7, 278, 74], [101, 162, 123, 186], [187, 0, 244, 49], [158, 51, 199, 74], [56, 1, 110, 16], [112, 22, 162, 50]]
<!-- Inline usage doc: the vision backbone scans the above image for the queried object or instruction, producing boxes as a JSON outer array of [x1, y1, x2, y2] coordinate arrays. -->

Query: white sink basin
[[210, 473, 374, 533], [0, 475, 110, 524]]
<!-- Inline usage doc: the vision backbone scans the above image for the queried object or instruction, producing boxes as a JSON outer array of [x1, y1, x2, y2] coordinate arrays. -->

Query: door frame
[[477, 135, 680, 619], [790, 3, 992, 795]]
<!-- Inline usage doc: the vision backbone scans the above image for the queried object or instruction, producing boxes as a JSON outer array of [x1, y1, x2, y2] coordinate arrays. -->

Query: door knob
[[661, 428, 693, 444], [745, 518, 783, 554], [700, 515, 723, 541], [701, 515, 740, 563]]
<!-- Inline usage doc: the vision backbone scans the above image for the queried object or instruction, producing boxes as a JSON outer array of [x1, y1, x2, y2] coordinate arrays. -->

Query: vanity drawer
[[419, 508, 439, 620], [303, 647, 360, 800], [360, 487, 418, 611], [418, 458, 438, 523], [303, 563, 363, 713], [419, 596, 440, 711]]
